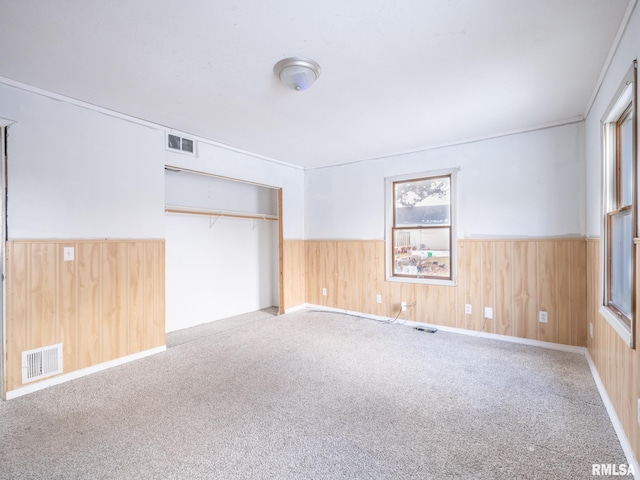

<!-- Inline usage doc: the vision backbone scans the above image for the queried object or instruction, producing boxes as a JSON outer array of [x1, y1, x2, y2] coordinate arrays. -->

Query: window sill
[[599, 305, 633, 347], [386, 275, 456, 287]]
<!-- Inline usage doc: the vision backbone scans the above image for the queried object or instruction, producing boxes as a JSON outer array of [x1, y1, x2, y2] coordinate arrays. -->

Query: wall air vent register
[[167, 133, 196, 156]]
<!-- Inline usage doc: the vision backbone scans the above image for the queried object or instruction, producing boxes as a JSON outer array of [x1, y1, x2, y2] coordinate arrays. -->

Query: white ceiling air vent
[[22, 343, 63, 384], [166, 133, 196, 156]]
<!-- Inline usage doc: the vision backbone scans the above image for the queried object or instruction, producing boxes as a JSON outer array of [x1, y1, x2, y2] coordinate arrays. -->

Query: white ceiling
[[0, 0, 632, 169]]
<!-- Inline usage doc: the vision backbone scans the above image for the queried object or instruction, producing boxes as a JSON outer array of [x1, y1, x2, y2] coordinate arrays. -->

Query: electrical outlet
[[538, 311, 548, 323], [590, 322, 593, 338], [484, 307, 493, 319], [63, 247, 74, 262], [376, 294, 382, 304], [322, 287, 327, 296], [401, 301, 407, 312], [464, 304, 472, 315]]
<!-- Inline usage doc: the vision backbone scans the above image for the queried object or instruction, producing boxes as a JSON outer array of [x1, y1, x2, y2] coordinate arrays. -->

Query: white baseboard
[[304, 304, 586, 354], [585, 351, 640, 479], [284, 303, 307, 314], [5, 346, 167, 400]]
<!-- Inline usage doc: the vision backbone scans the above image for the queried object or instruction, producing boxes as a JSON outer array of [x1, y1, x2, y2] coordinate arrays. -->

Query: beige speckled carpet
[[0, 308, 628, 479]]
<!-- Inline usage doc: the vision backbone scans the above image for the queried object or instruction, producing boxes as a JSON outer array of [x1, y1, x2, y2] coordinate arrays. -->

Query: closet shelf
[[165, 205, 278, 221]]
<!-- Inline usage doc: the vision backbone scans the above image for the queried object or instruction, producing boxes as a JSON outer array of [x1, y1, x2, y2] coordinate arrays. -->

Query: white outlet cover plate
[[484, 307, 493, 319], [464, 304, 472, 315], [63, 247, 74, 261], [539, 311, 548, 323]]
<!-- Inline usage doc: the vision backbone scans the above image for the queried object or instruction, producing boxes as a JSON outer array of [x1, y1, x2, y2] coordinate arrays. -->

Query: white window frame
[[599, 61, 637, 348], [385, 168, 458, 286]]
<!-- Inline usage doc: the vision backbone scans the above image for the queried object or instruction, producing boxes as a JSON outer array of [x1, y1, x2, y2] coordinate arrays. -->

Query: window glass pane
[[393, 228, 450, 278], [620, 111, 633, 206], [395, 177, 450, 227], [611, 209, 632, 318]]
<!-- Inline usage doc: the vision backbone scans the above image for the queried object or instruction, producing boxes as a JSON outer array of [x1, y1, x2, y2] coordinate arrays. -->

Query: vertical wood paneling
[[494, 241, 513, 336], [455, 240, 466, 330], [6, 242, 28, 393], [513, 242, 537, 339], [537, 241, 557, 344], [59, 243, 77, 374], [77, 242, 102, 369], [101, 242, 128, 363], [29, 243, 57, 351], [481, 241, 494, 333], [283, 240, 306, 311], [556, 241, 572, 346], [461, 241, 482, 331], [571, 241, 587, 347], [301, 238, 586, 348], [4, 240, 165, 396], [145, 241, 166, 350], [586, 239, 640, 462], [128, 243, 145, 355]]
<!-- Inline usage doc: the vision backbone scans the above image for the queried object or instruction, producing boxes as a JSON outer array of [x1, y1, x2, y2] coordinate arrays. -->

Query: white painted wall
[[585, 4, 639, 237], [165, 214, 278, 332], [165, 172, 279, 332], [165, 169, 277, 215], [0, 84, 165, 239], [305, 122, 586, 239], [0, 82, 304, 240]]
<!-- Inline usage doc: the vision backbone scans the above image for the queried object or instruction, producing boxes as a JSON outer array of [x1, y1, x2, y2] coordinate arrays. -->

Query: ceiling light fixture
[[273, 57, 321, 91]]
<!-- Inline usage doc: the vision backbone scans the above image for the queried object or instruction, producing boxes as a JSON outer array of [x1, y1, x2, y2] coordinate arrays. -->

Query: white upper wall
[[585, 3, 639, 237], [305, 122, 585, 239], [0, 84, 165, 239], [0, 83, 305, 240]]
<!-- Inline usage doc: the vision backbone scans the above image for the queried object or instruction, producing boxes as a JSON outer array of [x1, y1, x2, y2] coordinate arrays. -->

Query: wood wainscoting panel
[[513, 241, 538, 340], [283, 240, 306, 311], [59, 243, 78, 374], [4, 239, 165, 397], [101, 242, 128, 363], [77, 242, 102, 369], [303, 238, 586, 347], [494, 241, 514, 337], [537, 241, 557, 344], [586, 238, 640, 461], [144, 241, 166, 351]]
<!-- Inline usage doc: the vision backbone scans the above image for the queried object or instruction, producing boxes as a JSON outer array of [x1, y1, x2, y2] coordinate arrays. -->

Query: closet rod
[[165, 207, 278, 221]]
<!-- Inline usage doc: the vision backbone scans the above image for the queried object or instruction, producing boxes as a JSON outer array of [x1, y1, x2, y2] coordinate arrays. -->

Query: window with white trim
[[601, 60, 637, 346], [386, 169, 457, 284]]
